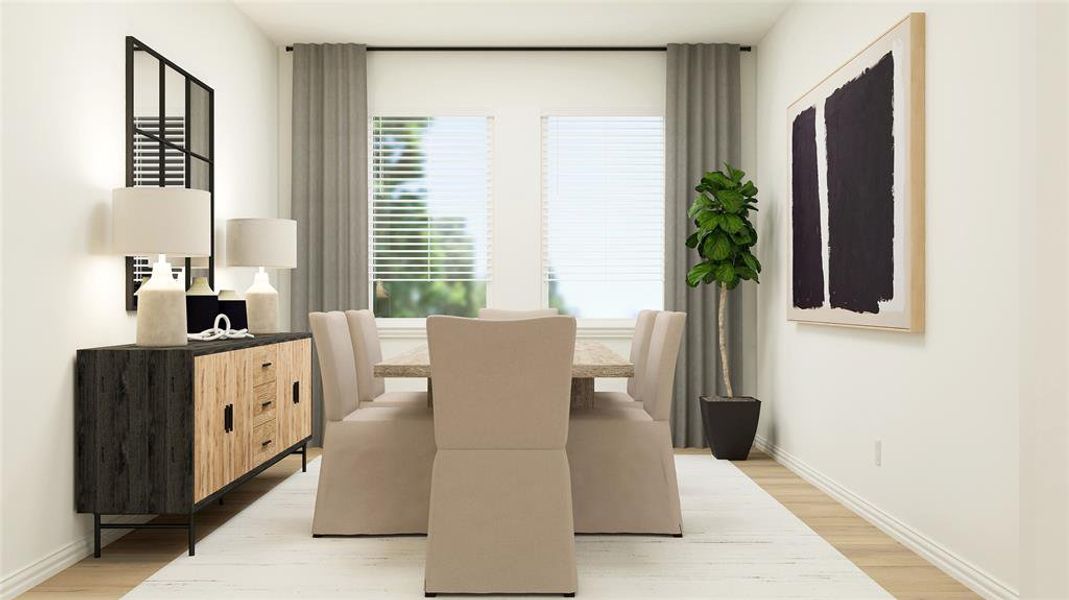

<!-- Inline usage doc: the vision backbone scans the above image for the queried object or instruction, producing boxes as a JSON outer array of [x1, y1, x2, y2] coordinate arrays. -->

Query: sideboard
[[75, 333, 313, 556]]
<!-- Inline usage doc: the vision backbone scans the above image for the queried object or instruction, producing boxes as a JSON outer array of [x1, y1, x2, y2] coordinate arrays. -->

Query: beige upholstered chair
[[477, 307, 559, 320], [567, 311, 686, 535], [309, 311, 435, 535], [424, 316, 578, 597], [345, 309, 427, 407], [592, 308, 657, 409]]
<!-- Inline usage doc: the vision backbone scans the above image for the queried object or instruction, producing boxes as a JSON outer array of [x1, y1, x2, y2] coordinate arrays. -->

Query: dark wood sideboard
[[75, 333, 313, 556]]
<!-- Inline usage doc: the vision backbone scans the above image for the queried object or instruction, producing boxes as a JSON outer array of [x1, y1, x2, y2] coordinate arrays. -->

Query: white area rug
[[125, 455, 890, 599]]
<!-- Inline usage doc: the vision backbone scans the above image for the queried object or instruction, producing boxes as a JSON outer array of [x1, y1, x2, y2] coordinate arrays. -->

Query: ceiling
[[232, 0, 791, 48]]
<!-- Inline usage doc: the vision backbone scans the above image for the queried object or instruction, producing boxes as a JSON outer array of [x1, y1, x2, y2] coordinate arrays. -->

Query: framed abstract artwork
[[787, 13, 925, 331]]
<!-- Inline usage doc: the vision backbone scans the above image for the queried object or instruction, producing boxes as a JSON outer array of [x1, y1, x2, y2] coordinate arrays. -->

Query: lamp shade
[[225, 218, 297, 268], [112, 187, 212, 256]]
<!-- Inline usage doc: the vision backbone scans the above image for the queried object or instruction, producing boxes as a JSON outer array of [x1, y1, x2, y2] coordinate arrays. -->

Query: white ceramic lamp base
[[245, 268, 279, 334], [136, 255, 188, 347]]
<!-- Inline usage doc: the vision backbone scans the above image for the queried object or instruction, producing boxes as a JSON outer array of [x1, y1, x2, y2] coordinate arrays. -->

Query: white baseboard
[[0, 514, 155, 600], [753, 436, 1017, 600]]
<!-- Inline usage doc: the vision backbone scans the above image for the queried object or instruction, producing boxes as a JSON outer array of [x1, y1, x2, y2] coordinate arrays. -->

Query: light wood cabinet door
[[193, 354, 226, 503], [194, 349, 254, 502], [220, 349, 252, 484], [277, 339, 312, 449], [293, 339, 312, 442]]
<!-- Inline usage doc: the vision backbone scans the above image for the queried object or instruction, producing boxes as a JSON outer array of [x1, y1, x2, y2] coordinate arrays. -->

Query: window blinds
[[370, 116, 493, 282], [542, 116, 665, 284]]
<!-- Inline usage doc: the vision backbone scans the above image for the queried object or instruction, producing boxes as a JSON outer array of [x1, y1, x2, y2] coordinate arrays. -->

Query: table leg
[[571, 378, 595, 409], [427, 377, 433, 408]]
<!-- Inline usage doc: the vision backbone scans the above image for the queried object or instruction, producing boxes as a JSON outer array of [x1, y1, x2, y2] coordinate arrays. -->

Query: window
[[370, 116, 493, 318], [542, 116, 665, 318]]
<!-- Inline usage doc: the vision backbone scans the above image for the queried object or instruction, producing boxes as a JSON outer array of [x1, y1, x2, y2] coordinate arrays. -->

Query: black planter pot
[[700, 396, 761, 460]]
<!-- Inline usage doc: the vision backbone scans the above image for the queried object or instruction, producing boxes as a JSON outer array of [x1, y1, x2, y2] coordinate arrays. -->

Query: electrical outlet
[[874, 440, 882, 467]]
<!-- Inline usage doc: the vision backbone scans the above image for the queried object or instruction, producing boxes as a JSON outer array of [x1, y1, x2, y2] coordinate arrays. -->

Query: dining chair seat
[[367, 390, 429, 407], [570, 403, 653, 423], [342, 402, 432, 423], [591, 390, 645, 410]]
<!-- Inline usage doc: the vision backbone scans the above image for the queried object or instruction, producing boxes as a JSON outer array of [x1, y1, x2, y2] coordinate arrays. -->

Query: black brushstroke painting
[[791, 107, 825, 309], [824, 51, 895, 314]]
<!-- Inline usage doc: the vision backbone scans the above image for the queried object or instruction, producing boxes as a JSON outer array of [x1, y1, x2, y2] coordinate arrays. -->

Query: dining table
[[373, 340, 633, 409]]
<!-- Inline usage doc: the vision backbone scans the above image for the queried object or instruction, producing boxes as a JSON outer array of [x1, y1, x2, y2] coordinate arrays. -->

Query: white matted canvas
[[786, 13, 925, 332]]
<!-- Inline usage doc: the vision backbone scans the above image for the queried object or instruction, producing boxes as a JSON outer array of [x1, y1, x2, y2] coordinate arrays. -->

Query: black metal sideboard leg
[[93, 513, 101, 558], [188, 511, 196, 557], [301, 443, 307, 472]]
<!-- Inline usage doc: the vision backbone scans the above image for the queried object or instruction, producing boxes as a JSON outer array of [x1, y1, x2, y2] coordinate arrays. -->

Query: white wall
[[754, 3, 1060, 598], [1019, 3, 1069, 598], [0, 2, 279, 596], [277, 49, 757, 393]]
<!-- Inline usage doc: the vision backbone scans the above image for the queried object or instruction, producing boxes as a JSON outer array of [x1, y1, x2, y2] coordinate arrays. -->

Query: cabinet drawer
[[251, 345, 277, 386], [252, 419, 279, 465], [252, 382, 277, 426]]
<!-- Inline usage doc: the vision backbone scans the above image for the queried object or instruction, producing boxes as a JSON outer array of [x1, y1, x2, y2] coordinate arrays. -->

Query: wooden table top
[[374, 340, 633, 379]]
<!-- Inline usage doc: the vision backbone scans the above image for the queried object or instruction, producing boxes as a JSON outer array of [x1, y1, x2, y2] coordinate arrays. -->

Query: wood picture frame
[[786, 13, 925, 332]]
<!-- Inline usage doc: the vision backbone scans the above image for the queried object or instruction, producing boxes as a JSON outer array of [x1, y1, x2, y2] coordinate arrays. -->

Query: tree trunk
[[718, 285, 734, 397]]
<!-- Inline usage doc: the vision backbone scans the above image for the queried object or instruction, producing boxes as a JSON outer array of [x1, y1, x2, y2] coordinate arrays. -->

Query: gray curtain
[[291, 43, 369, 445], [665, 44, 751, 447]]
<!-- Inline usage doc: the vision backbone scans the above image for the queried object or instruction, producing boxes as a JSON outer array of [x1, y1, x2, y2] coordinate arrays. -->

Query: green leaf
[[686, 262, 713, 287], [731, 227, 754, 246], [704, 234, 732, 261], [721, 214, 744, 234], [741, 251, 762, 273], [685, 231, 701, 249], [687, 195, 710, 218], [725, 163, 745, 183], [696, 211, 721, 230], [707, 171, 735, 190], [715, 189, 745, 213], [739, 180, 758, 197], [715, 262, 736, 283], [736, 265, 759, 282]]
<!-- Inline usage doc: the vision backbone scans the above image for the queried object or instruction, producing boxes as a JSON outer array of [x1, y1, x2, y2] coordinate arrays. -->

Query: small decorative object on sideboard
[[113, 187, 212, 347], [684, 164, 762, 460], [218, 289, 249, 330], [188, 313, 254, 341], [186, 276, 219, 333], [226, 218, 297, 334]]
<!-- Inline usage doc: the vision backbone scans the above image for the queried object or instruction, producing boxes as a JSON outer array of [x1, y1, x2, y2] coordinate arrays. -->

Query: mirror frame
[[124, 36, 215, 310]]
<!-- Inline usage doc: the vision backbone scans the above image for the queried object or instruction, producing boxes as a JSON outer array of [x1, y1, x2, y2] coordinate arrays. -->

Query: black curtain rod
[[284, 45, 752, 52]]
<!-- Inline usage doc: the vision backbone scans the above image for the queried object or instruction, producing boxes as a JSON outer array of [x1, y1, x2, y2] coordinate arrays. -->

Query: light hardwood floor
[[22, 448, 976, 599]]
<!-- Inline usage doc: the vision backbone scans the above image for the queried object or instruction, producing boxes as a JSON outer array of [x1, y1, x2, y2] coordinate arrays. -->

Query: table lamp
[[225, 218, 297, 334], [113, 187, 212, 346]]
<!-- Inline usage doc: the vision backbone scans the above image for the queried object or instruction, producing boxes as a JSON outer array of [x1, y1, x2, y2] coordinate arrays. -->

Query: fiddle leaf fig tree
[[684, 163, 761, 398]]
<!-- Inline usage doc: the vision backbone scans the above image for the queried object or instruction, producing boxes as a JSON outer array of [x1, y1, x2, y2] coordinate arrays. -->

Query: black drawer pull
[[223, 404, 232, 433], [261, 439, 273, 447], [293, 381, 300, 404], [261, 401, 272, 408], [261, 362, 273, 368]]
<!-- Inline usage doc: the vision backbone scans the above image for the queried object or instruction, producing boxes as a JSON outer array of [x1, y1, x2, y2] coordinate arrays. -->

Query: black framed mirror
[[125, 36, 214, 310]]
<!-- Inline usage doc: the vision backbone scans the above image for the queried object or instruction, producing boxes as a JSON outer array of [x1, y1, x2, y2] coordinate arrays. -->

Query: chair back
[[477, 308, 559, 320], [627, 309, 658, 398], [309, 311, 360, 421], [427, 316, 576, 450], [345, 309, 386, 402], [639, 311, 686, 421]]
